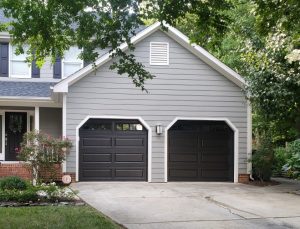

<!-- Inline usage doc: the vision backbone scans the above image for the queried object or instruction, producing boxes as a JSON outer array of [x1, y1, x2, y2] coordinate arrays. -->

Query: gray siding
[[40, 108, 62, 138], [66, 30, 248, 181]]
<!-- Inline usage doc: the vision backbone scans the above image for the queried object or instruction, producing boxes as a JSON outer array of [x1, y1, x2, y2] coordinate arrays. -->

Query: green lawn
[[0, 205, 121, 229]]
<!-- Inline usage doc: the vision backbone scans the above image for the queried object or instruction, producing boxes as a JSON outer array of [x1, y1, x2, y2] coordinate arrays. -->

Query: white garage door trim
[[164, 117, 239, 183], [75, 115, 152, 182]]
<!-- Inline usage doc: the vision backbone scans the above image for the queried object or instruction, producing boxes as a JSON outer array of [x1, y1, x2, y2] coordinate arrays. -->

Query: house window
[[62, 47, 83, 78], [150, 42, 169, 65], [10, 45, 31, 78]]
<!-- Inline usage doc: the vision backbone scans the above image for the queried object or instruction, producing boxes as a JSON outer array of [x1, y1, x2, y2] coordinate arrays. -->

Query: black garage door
[[79, 119, 147, 181], [168, 120, 234, 181]]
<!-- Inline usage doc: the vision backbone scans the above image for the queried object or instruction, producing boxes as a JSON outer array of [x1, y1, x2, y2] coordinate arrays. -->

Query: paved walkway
[[72, 178, 300, 229]]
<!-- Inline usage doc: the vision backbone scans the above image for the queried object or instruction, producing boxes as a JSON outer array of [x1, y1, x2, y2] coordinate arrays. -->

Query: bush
[[273, 147, 289, 175], [18, 131, 72, 185], [0, 189, 39, 202], [251, 135, 274, 181], [0, 176, 28, 191], [283, 139, 300, 178]]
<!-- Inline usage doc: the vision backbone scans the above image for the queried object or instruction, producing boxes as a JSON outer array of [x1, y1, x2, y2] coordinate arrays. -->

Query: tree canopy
[[0, 0, 232, 90], [1, 0, 299, 142]]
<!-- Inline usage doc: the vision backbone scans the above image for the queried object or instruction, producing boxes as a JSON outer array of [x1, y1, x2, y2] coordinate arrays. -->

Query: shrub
[[283, 139, 300, 178], [0, 189, 39, 202], [17, 131, 72, 185], [0, 176, 28, 191], [251, 135, 274, 181], [273, 147, 289, 175]]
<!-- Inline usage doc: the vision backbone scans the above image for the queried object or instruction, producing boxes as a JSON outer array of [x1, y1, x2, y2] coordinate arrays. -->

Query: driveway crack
[[204, 196, 262, 219]]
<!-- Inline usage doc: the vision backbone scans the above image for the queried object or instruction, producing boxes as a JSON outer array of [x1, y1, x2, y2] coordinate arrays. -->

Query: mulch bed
[[243, 180, 280, 187], [0, 199, 85, 207]]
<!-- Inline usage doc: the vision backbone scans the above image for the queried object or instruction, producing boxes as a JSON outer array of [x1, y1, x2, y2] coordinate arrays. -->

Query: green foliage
[[0, 189, 39, 202], [273, 147, 289, 175], [0, 176, 28, 191], [0, 206, 119, 229], [251, 134, 274, 181], [18, 131, 72, 184], [0, 180, 75, 203], [283, 140, 300, 178], [0, 0, 232, 90]]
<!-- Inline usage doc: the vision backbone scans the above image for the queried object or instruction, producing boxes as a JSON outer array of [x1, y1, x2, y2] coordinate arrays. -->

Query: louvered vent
[[150, 42, 169, 65]]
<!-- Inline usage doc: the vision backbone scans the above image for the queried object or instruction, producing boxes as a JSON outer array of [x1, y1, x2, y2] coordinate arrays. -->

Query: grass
[[0, 205, 121, 229]]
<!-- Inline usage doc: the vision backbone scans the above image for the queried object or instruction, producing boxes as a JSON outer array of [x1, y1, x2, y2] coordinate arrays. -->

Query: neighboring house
[[0, 13, 251, 183]]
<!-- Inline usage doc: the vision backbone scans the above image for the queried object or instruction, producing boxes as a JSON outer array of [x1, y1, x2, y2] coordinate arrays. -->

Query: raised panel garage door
[[79, 119, 147, 181], [168, 120, 234, 181]]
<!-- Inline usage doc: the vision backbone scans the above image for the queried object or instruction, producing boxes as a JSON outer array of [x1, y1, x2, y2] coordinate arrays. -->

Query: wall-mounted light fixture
[[156, 124, 163, 135]]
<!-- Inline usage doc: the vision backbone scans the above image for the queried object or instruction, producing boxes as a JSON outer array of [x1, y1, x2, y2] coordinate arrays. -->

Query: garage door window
[[81, 121, 112, 131], [116, 123, 143, 131]]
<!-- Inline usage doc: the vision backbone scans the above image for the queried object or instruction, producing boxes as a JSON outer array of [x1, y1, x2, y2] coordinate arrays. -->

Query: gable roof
[[53, 22, 246, 93]]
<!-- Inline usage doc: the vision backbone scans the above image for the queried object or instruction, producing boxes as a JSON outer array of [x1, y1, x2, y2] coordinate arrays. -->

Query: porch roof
[[0, 81, 55, 98]]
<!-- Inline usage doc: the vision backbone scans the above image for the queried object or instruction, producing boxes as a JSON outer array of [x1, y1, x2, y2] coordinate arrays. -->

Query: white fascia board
[[165, 26, 246, 88], [0, 32, 10, 42], [53, 22, 161, 92], [0, 96, 53, 101]]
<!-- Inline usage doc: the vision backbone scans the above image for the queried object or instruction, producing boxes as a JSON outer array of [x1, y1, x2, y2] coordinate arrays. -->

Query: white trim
[[0, 114, 4, 160], [62, 93, 67, 172], [0, 110, 32, 161], [164, 117, 239, 183], [34, 107, 39, 131], [0, 96, 53, 101], [9, 44, 32, 79], [75, 115, 152, 182], [53, 22, 245, 93], [247, 101, 252, 174], [61, 47, 84, 79], [149, 42, 169, 65]]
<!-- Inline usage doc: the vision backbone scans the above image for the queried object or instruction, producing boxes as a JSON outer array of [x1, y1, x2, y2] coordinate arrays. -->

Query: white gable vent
[[150, 42, 169, 65]]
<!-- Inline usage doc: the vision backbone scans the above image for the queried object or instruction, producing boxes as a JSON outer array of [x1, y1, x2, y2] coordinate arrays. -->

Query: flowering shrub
[[18, 131, 72, 185]]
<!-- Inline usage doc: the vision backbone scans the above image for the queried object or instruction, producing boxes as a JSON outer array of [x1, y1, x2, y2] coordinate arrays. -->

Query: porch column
[[62, 93, 67, 173], [34, 106, 39, 131]]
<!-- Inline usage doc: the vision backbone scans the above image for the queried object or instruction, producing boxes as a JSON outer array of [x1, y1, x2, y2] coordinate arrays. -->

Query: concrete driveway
[[72, 178, 300, 229]]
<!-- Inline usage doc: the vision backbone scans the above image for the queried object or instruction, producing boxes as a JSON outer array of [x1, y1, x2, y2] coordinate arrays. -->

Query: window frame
[[9, 44, 32, 79], [61, 47, 84, 79]]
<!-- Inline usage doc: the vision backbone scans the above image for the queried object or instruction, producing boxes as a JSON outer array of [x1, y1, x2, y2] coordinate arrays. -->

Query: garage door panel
[[169, 153, 198, 162], [115, 147, 145, 154], [202, 139, 229, 148], [115, 138, 145, 147], [82, 137, 112, 147], [79, 119, 147, 181], [201, 155, 228, 163], [82, 169, 113, 178], [115, 169, 145, 178], [201, 169, 230, 178], [115, 154, 144, 162], [168, 120, 234, 182], [83, 154, 112, 162], [80, 147, 114, 154], [168, 169, 198, 179], [169, 136, 198, 149]]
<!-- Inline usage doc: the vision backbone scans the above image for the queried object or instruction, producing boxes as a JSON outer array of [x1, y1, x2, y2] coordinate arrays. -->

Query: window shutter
[[150, 42, 169, 65], [0, 43, 9, 77], [53, 57, 61, 79], [31, 60, 40, 78]]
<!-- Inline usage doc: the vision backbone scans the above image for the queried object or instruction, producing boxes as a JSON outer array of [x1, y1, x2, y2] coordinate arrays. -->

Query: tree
[[0, 0, 232, 90]]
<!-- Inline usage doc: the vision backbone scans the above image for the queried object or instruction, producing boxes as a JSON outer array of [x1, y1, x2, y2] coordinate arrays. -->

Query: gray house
[[0, 19, 251, 183]]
